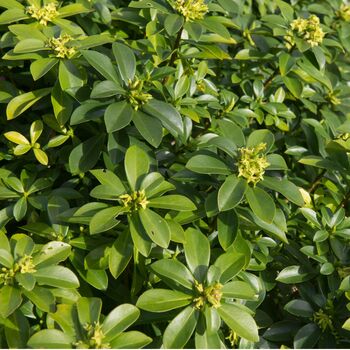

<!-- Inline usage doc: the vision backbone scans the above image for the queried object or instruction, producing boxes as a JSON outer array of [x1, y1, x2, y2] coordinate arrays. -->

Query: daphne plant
[[136, 228, 259, 348], [0, 232, 78, 319], [68, 145, 196, 260], [187, 128, 304, 225], [27, 297, 152, 348]]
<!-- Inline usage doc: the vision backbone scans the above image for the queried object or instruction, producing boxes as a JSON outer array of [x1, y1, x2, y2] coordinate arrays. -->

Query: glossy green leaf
[[6, 88, 51, 120], [163, 306, 198, 349], [218, 175, 247, 211], [139, 208, 170, 248], [124, 145, 150, 191], [0, 286, 22, 318], [104, 101, 133, 133], [218, 303, 259, 342], [112, 42, 136, 83], [102, 304, 139, 341], [184, 228, 210, 282], [186, 154, 231, 175], [27, 329, 73, 349], [136, 289, 192, 312], [246, 186, 276, 223]]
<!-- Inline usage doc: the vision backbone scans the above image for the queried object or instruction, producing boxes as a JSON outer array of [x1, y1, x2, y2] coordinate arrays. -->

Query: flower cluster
[[337, 4, 350, 22], [173, 0, 208, 22], [119, 189, 149, 211], [193, 281, 223, 309], [47, 34, 77, 59], [237, 143, 270, 186], [0, 255, 36, 285], [285, 15, 325, 48], [127, 78, 152, 110], [26, 2, 58, 26], [75, 323, 110, 349]]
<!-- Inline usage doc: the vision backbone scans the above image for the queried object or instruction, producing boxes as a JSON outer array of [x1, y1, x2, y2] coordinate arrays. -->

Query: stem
[[168, 26, 184, 67], [308, 169, 326, 193]]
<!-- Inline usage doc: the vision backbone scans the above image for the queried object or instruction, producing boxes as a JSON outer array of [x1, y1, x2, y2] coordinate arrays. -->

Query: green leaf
[[13, 197, 27, 221], [91, 80, 125, 99], [34, 265, 80, 288], [284, 299, 314, 318], [104, 101, 133, 133], [30, 58, 58, 81], [22, 286, 55, 312], [0, 248, 13, 268], [110, 331, 152, 349], [14, 38, 45, 53], [69, 135, 104, 174], [186, 154, 231, 175], [15, 273, 36, 291], [109, 230, 133, 279], [112, 42, 136, 83], [148, 195, 196, 211], [218, 175, 247, 211], [184, 228, 210, 282], [129, 214, 153, 257], [90, 169, 126, 194], [77, 297, 102, 325], [222, 281, 257, 299], [33, 241, 71, 268], [164, 14, 184, 35], [283, 76, 303, 98], [163, 306, 198, 349], [276, 265, 314, 284], [217, 210, 238, 250], [89, 206, 123, 234], [4, 310, 29, 349], [27, 329, 73, 349], [102, 304, 139, 341], [151, 259, 194, 291], [139, 208, 170, 248], [247, 129, 274, 152], [213, 252, 245, 284], [217, 303, 259, 342], [143, 99, 183, 138], [6, 88, 51, 120], [0, 286, 22, 318], [133, 111, 163, 148], [81, 50, 120, 84], [59, 60, 85, 92], [0, 8, 27, 25], [293, 323, 321, 349], [136, 289, 192, 312], [246, 186, 276, 223], [261, 176, 304, 206], [124, 145, 150, 191]]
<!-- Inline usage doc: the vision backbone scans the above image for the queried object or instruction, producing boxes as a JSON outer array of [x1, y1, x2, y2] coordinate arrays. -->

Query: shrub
[[0, 0, 350, 348]]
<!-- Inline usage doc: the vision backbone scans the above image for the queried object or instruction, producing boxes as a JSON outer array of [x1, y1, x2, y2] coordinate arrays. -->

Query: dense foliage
[[1, 0, 350, 348]]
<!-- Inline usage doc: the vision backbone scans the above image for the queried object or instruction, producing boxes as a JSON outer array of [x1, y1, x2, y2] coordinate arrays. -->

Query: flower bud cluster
[[26, 2, 58, 26], [173, 0, 208, 22], [238, 143, 270, 186]]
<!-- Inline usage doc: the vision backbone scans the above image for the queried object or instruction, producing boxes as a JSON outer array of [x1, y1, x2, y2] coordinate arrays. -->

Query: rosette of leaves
[[263, 280, 350, 348], [0, 168, 52, 223], [27, 297, 152, 348], [137, 228, 259, 348], [74, 41, 186, 147], [69, 145, 196, 265], [187, 128, 304, 240], [0, 232, 78, 320]]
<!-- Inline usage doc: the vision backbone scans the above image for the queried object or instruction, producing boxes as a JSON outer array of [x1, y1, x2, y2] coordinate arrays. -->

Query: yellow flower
[[337, 4, 350, 22], [26, 2, 58, 26], [193, 280, 223, 309], [119, 189, 149, 211], [173, 0, 208, 22], [286, 15, 325, 47], [47, 34, 77, 59], [238, 143, 270, 186]]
